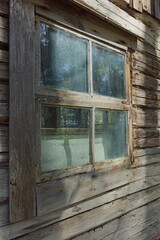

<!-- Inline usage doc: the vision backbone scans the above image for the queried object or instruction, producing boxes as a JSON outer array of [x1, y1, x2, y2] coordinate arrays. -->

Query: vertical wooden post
[[9, 0, 36, 222]]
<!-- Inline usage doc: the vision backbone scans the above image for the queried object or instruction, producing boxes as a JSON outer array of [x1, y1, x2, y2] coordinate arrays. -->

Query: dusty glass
[[94, 109, 128, 162], [40, 23, 89, 93], [41, 105, 90, 171], [92, 43, 126, 99]]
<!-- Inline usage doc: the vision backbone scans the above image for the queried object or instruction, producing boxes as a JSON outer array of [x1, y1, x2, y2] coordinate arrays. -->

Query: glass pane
[[95, 110, 128, 162], [41, 106, 90, 172], [40, 23, 89, 93], [92, 43, 126, 99]]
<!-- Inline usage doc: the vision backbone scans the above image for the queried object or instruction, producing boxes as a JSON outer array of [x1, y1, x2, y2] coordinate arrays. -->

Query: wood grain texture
[[133, 108, 160, 127], [37, 166, 131, 216], [9, 0, 36, 222], [0, 0, 9, 16], [66, 0, 160, 49], [73, 199, 160, 240], [0, 203, 9, 227], [13, 187, 160, 240], [0, 168, 8, 199], [1, 170, 160, 239]]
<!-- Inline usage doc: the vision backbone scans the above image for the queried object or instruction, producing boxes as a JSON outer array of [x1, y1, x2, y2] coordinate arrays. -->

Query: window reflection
[[40, 23, 89, 93], [92, 44, 126, 99], [41, 106, 90, 171], [95, 110, 128, 162]]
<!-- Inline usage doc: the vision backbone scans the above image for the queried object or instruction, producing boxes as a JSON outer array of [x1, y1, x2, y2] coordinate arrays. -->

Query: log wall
[[0, 0, 160, 239]]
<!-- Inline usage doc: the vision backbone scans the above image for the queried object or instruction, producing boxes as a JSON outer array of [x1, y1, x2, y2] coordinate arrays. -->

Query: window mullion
[[90, 107, 95, 165], [89, 40, 93, 96]]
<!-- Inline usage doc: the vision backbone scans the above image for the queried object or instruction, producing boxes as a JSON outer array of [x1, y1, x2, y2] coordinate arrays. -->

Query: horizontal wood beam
[[67, 0, 159, 49]]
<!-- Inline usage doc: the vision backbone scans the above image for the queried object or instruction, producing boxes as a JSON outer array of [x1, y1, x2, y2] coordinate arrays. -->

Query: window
[[36, 19, 130, 173]]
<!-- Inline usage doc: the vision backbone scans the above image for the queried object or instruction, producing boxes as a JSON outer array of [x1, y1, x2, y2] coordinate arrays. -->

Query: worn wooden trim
[[9, 0, 36, 222], [37, 157, 129, 182], [36, 91, 130, 110]]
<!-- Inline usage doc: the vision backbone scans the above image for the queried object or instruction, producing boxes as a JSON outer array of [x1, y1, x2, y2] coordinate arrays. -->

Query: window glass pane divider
[[89, 40, 93, 96], [90, 107, 95, 165]]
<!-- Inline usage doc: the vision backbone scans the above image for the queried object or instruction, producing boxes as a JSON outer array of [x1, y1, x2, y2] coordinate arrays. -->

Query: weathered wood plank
[[129, 220, 160, 240], [132, 87, 160, 108], [133, 128, 160, 148], [0, 168, 8, 198], [0, 153, 8, 164], [13, 187, 160, 240], [130, 0, 143, 12], [36, 4, 135, 50], [132, 72, 160, 92], [0, 0, 9, 16], [132, 59, 160, 78], [73, 199, 160, 240], [133, 51, 160, 71], [0, 63, 8, 80], [0, 84, 8, 101], [0, 103, 8, 123], [134, 136, 160, 148], [0, 16, 8, 44], [133, 108, 160, 127], [37, 166, 131, 216], [134, 146, 160, 157], [132, 96, 160, 108], [10, 0, 36, 222], [65, 0, 160, 49], [133, 128, 160, 139], [137, 39, 160, 59], [0, 50, 8, 63], [1, 168, 160, 239], [0, 125, 8, 152], [134, 153, 160, 167], [143, 0, 151, 13], [37, 162, 160, 216], [0, 203, 8, 227]]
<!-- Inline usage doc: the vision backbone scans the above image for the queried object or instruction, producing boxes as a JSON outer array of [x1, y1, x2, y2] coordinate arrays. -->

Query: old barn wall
[[0, 0, 160, 239]]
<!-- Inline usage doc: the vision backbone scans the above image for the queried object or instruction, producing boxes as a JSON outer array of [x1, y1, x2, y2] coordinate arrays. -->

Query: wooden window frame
[[35, 17, 132, 182], [9, 0, 132, 223]]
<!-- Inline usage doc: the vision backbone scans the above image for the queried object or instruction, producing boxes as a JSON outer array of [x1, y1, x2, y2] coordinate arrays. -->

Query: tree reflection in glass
[[40, 23, 89, 93], [92, 43, 126, 99]]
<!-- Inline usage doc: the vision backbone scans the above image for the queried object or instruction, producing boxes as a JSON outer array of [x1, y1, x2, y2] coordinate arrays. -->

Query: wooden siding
[[0, 0, 9, 228], [0, 0, 160, 239]]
